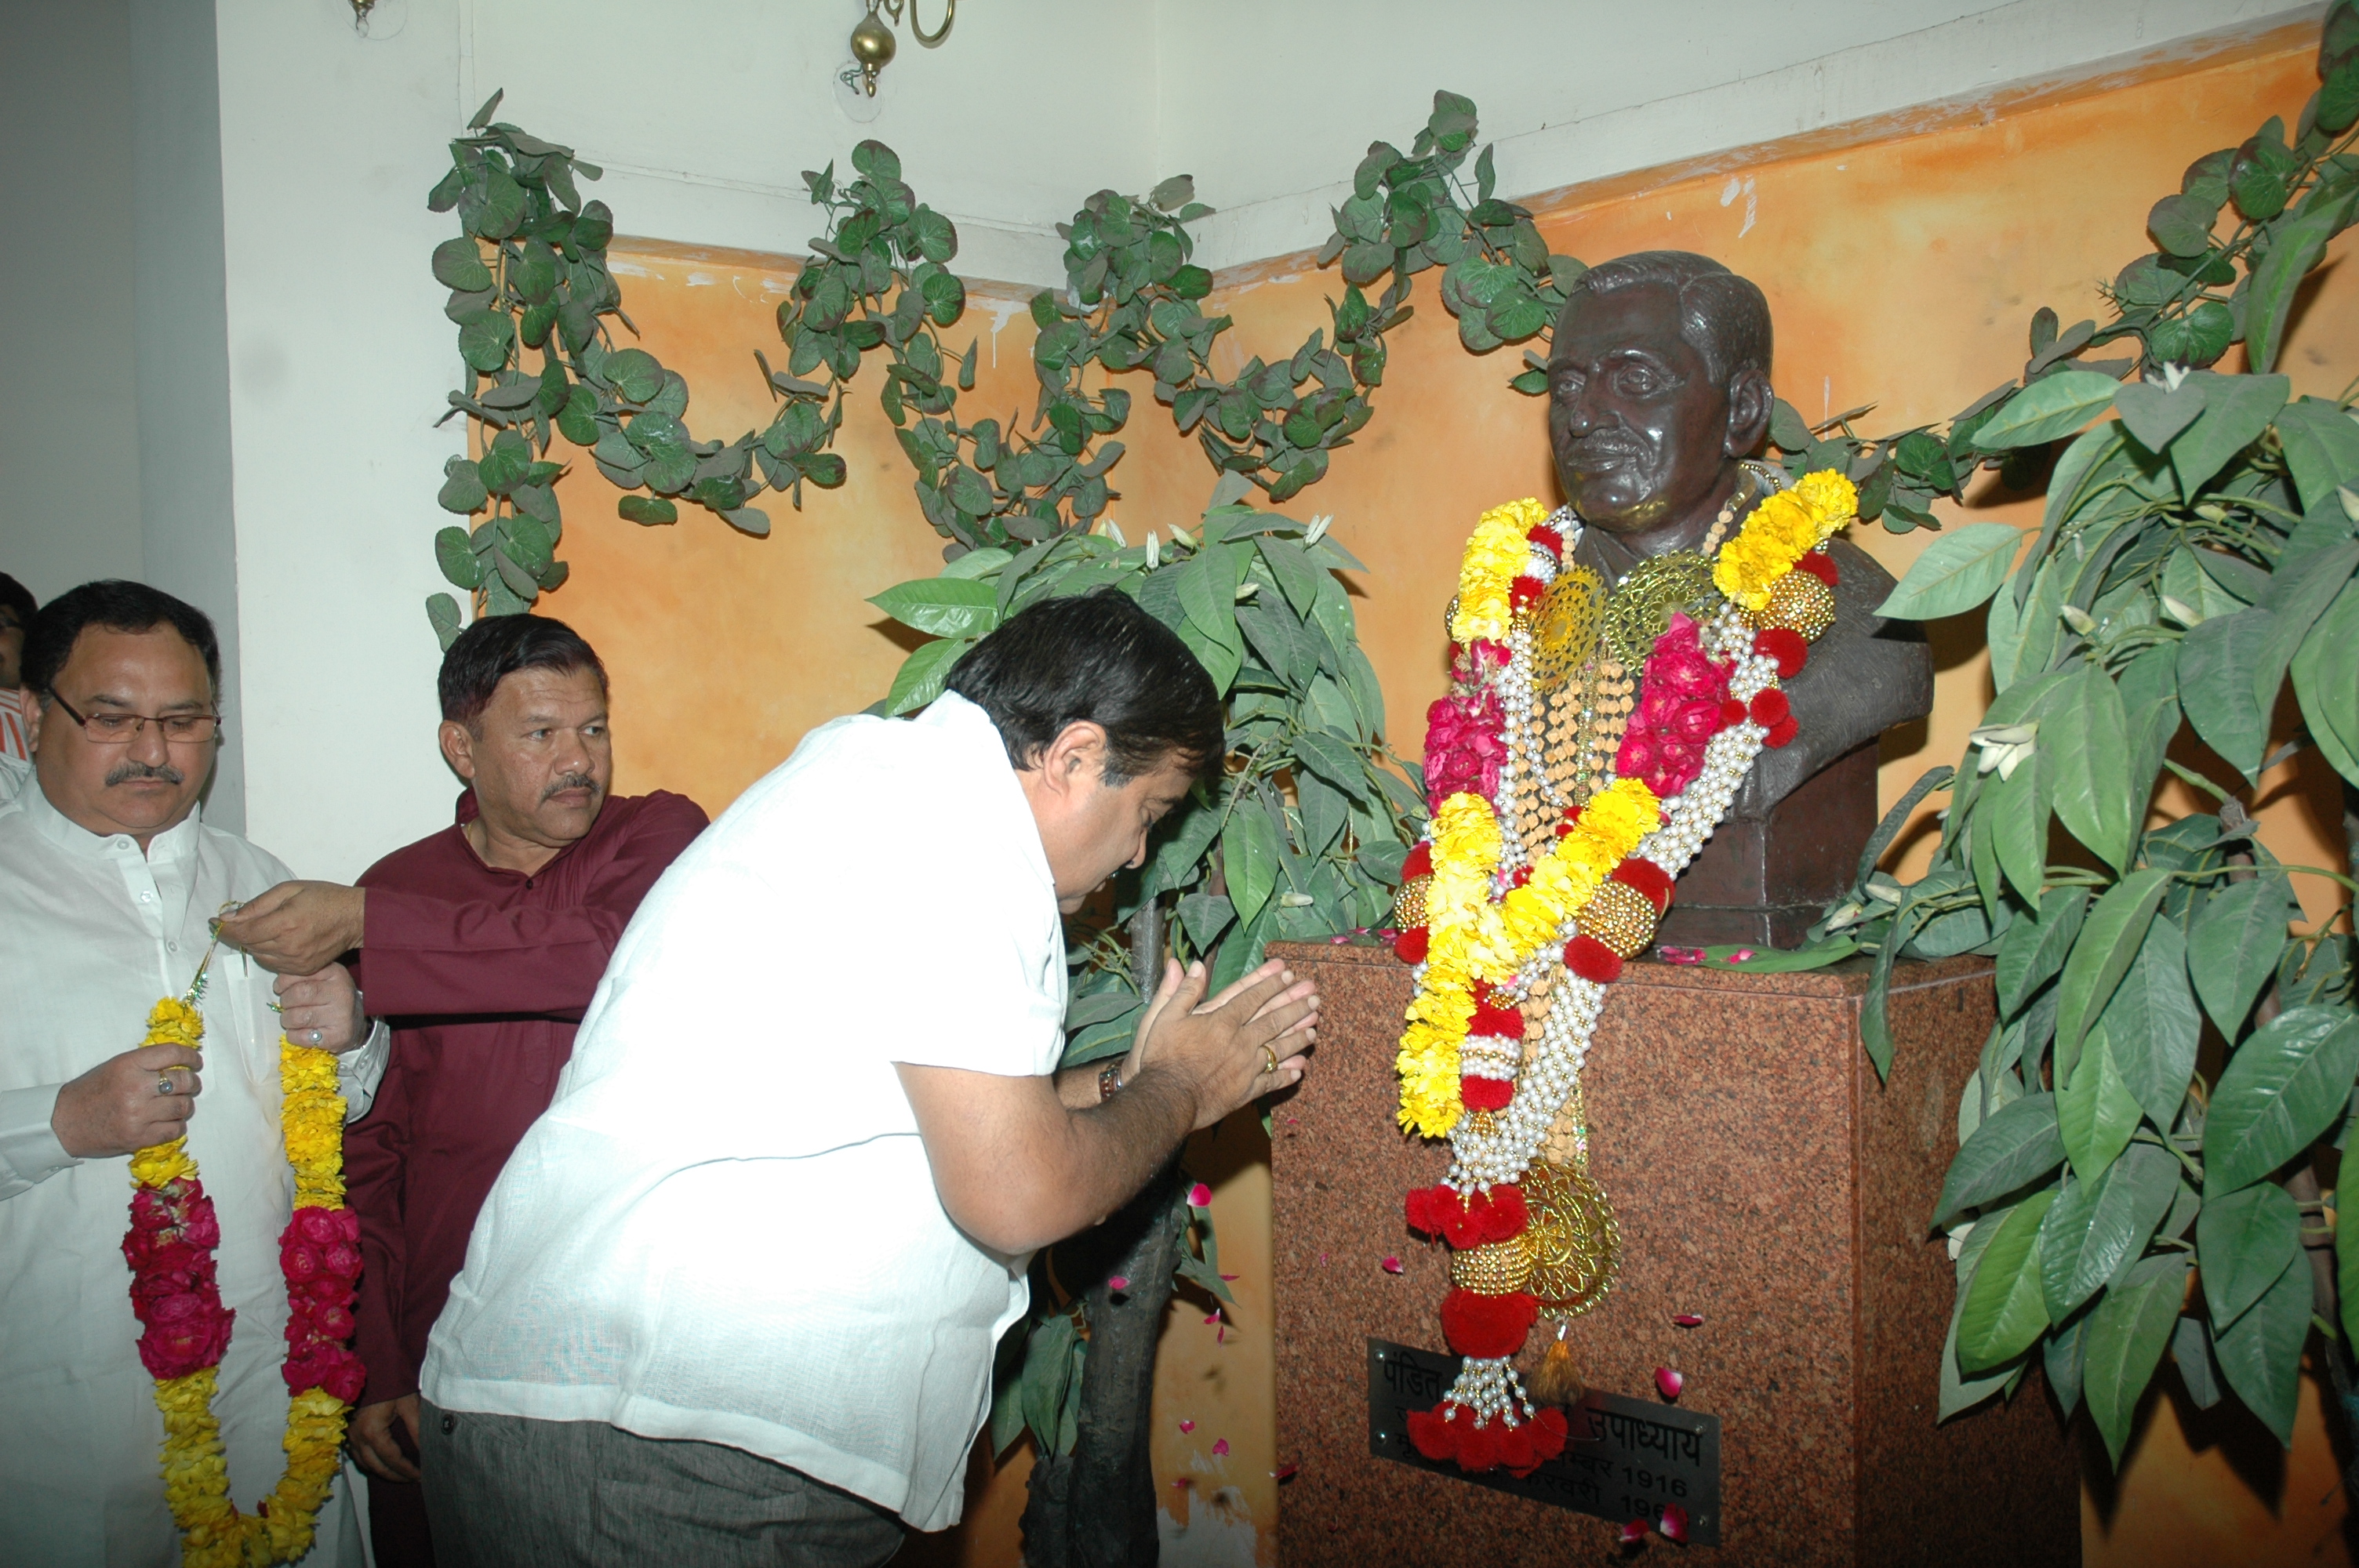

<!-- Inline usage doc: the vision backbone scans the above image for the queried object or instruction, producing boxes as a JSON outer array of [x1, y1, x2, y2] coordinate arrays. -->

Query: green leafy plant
[[1787, 6, 2359, 1474], [422, 90, 781, 647]]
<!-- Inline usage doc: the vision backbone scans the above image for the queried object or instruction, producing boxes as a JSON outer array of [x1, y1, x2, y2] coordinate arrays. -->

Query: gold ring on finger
[[1262, 1044, 1278, 1076]]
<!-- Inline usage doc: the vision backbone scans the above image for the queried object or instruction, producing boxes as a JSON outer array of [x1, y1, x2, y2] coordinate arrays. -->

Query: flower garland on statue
[[124, 957, 364, 1566], [1390, 472, 1856, 1475]]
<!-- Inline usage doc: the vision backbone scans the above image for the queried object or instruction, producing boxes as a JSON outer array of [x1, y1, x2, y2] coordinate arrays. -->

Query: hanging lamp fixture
[[845, 0, 956, 98]]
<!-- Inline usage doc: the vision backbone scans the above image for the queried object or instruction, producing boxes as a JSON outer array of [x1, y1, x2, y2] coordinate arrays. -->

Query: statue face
[[1547, 284, 1736, 536]]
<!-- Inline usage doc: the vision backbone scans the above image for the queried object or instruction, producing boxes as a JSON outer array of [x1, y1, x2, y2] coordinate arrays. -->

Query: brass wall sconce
[[845, 0, 955, 97]]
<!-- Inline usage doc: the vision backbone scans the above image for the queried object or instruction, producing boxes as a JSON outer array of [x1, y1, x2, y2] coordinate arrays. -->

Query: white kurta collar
[[18, 773, 205, 865]]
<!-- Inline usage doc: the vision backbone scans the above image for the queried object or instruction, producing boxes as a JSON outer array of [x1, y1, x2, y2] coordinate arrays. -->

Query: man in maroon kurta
[[216, 615, 705, 1566]]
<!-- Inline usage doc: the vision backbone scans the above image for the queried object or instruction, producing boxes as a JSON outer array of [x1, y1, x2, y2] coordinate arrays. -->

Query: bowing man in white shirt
[[420, 589, 1319, 1567], [0, 581, 386, 1567]]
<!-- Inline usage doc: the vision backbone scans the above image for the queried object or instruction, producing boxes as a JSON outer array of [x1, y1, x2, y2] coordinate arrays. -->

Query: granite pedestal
[[1267, 942, 2077, 1567]]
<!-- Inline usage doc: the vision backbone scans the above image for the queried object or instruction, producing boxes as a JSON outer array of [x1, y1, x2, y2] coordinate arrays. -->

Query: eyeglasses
[[49, 694, 223, 745]]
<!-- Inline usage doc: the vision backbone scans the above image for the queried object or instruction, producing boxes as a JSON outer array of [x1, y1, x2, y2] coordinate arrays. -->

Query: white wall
[[208, 0, 471, 879], [0, 0, 144, 600]]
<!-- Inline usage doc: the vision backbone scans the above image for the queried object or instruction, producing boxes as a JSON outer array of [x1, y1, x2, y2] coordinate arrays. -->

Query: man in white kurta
[[0, 582, 386, 1567]]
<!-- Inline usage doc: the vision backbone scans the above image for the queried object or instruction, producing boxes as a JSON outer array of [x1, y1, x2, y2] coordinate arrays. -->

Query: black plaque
[[1366, 1338, 1722, 1545]]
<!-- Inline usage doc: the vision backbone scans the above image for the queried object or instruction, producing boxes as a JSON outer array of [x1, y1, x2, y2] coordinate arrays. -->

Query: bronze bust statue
[[1543, 251, 1932, 943]]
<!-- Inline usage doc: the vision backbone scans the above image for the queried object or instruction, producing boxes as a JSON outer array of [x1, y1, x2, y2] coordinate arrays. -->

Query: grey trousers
[[420, 1402, 906, 1568]]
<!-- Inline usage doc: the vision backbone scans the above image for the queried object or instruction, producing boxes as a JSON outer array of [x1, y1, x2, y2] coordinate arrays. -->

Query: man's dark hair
[[1566, 249, 1773, 387], [23, 580, 221, 702], [0, 573, 35, 631], [438, 613, 609, 728], [947, 589, 1223, 783]]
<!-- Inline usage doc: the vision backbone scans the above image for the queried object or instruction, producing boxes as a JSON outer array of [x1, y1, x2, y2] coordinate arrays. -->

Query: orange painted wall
[[540, 22, 2355, 1567]]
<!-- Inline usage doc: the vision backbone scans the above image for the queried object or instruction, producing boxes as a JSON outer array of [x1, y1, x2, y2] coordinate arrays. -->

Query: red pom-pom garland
[[1754, 626, 1808, 678], [1564, 934, 1625, 983]]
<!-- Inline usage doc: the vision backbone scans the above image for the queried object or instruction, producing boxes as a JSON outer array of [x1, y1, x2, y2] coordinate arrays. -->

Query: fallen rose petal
[[1203, 1312, 1220, 1326], [1179, 1420, 1196, 1433], [1655, 1367, 1685, 1401], [1212, 1438, 1230, 1457], [1220, 1273, 1238, 1281], [1618, 1519, 1648, 1545], [1172, 1478, 1190, 1489], [1217, 1323, 1226, 1344], [1107, 1276, 1130, 1292], [1672, 1314, 1703, 1327], [1188, 1182, 1213, 1208], [1381, 1256, 1404, 1274], [1656, 946, 1703, 965], [1659, 1503, 1690, 1543], [1730, 949, 1756, 962], [1272, 1464, 1299, 1482]]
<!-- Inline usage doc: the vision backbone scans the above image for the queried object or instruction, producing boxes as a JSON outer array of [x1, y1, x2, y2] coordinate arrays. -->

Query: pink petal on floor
[[1654, 1367, 1685, 1401], [1317, 1251, 1329, 1266], [1656, 946, 1703, 965], [1220, 1273, 1238, 1281], [1729, 949, 1756, 962], [1107, 1276, 1130, 1292], [1212, 1438, 1230, 1457], [1671, 1314, 1703, 1327], [1272, 1464, 1299, 1482], [1381, 1255, 1404, 1274], [1179, 1420, 1196, 1433], [1189, 1182, 1214, 1207], [1659, 1504, 1689, 1543], [1172, 1477, 1190, 1489], [1203, 1312, 1221, 1326], [1617, 1519, 1648, 1545], [1216, 1323, 1226, 1344]]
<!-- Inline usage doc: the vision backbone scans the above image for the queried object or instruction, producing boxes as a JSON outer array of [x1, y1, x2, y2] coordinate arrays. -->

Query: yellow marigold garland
[[1448, 497, 1550, 645], [125, 991, 359, 1567], [1394, 778, 1660, 1138], [1712, 470, 1856, 610]]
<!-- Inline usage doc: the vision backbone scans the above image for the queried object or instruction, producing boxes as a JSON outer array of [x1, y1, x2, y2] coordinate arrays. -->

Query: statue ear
[[1723, 368, 1773, 457]]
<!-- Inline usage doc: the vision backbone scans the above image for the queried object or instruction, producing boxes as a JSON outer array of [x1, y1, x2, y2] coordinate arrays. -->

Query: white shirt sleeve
[[336, 1016, 390, 1120], [0, 1084, 80, 1200]]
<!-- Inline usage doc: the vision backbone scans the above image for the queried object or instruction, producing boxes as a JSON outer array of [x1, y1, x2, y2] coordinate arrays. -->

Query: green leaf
[[2053, 869, 2170, 1070], [2274, 400, 2359, 510], [616, 495, 677, 525], [556, 385, 598, 447], [2058, 1026, 2143, 1185], [455, 309, 514, 374], [1020, 1312, 1076, 1454], [2212, 1248, 2310, 1446], [2295, 578, 2359, 787], [431, 235, 493, 292], [602, 347, 665, 405], [1292, 730, 1369, 801], [1934, 1093, 2066, 1229], [2197, 1181, 2301, 1327], [868, 576, 1003, 639], [2146, 193, 2219, 257], [1942, 1213, 2024, 1419], [2098, 916, 2199, 1130], [2046, 662, 2133, 870], [2177, 608, 2273, 780], [2252, 540, 2357, 713], [1972, 371, 2118, 449], [2188, 874, 2299, 1036], [2083, 1253, 2190, 1466], [1223, 793, 1283, 927], [2205, 1005, 2359, 1194], [2247, 205, 2346, 375], [2171, 372, 2290, 497], [2174, 1313, 2223, 1410], [437, 460, 489, 515], [434, 525, 483, 589], [1997, 886, 2088, 1018], [882, 635, 972, 717], [1877, 523, 2023, 619], [425, 593, 463, 650], [1701, 938, 1859, 972], [2040, 1142, 2179, 1321], [1958, 1189, 2059, 1374], [476, 433, 530, 494]]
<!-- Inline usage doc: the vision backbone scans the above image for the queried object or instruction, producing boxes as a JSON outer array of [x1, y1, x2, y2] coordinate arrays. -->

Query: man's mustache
[[542, 773, 599, 802], [106, 760, 185, 786], [1565, 435, 1645, 467]]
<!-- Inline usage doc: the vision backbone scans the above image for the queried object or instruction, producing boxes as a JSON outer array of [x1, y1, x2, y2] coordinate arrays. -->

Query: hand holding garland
[[52, 1041, 204, 1159]]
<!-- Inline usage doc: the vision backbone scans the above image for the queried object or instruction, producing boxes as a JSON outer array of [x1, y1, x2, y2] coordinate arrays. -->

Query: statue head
[[1547, 251, 1775, 543]]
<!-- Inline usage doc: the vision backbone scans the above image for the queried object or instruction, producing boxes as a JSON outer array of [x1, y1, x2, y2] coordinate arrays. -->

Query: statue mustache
[[106, 760, 186, 786], [541, 772, 599, 801]]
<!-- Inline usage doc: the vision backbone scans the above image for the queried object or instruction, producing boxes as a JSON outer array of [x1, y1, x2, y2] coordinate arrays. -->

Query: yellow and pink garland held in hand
[[125, 993, 362, 1567], [1388, 473, 1856, 1476]]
